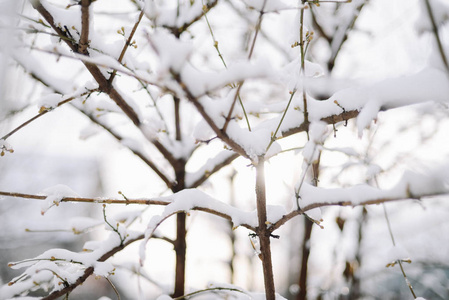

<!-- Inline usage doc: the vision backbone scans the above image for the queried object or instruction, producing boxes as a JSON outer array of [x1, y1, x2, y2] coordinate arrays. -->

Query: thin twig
[[424, 0, 449, 74], [1, 91, 95, 141], [202, 3, 252, 131], [108, 9, 144, 84], [266, 90, 297, 152], [173, 287, 248, 300], [222, 0, 268, 133], [105, 277, 121, 300], [382, 203, 417, 298]]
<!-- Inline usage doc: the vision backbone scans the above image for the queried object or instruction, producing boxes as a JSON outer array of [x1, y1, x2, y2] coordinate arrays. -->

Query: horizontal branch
[[270, 193, 447, 231], [281, 109, 359, 138], [0, 191, 256, 232]]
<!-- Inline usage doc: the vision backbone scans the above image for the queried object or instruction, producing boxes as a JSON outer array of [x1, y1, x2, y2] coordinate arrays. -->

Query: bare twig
[[1, 91, 95, 141], [105, 277, 121, 300], [424, 0, 449, 73], [222, 0, 268, 133], [108, 9, 145, 84], [173, 287, 248, 300], [382, 204, 417, 298]]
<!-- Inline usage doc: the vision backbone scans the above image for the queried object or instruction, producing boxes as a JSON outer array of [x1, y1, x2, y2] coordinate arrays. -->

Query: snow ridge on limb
[[139, 189, 259, 263]]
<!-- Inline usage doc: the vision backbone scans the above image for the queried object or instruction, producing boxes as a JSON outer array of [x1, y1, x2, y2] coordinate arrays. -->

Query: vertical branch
[[172, 94, 187, 298], [174, 96, 182, 140], [228, 170, 237, 284], [299, 2, 309, 132], [297, 153, 320, 300], [78, 0, 91, 55], [173, 212, 187, 297], [297, 220, 312, 300], [255, 156, 276, 300], [383, 204, 417, 299], [348, 207, 367, 299]]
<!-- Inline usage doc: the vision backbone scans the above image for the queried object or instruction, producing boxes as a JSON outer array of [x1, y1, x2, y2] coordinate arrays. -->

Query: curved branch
[[41, 234, 144, 300]]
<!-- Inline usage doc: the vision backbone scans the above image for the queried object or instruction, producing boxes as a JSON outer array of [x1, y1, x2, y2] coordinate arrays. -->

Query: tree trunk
[[255, 157, 276, 300], [297, 219, 313, 300], [173, 212, 187, 297]]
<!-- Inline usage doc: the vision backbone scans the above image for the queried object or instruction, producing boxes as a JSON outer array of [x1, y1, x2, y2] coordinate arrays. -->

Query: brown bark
[[255, 156, 276, 300], [297, 154, 321, 300]]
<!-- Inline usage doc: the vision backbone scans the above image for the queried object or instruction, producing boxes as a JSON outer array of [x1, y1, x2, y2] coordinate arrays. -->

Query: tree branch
[[41, 234, 144, 300], [270, 193, 447, 232], [424, 0, 449, 73], [0, 191, 256, 231], [255, 156, 276, 300], [108, 9, 145, 84], [188, 152, 239, 188], [31, 1, 181, 170], [78, 0, 91, 55], [280, 109, 359, 138], [171, 72, 250, 159], [1, 91, 95, 141], [163, 0, 219, 36], [77, 108, 176, 188]]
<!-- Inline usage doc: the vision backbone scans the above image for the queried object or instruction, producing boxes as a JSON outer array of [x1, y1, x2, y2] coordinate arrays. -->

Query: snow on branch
[[279, 67, 449, 139], [271, 165, 449, 230], [1, 225, 144, 300], [139, 189, 260, 263]]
